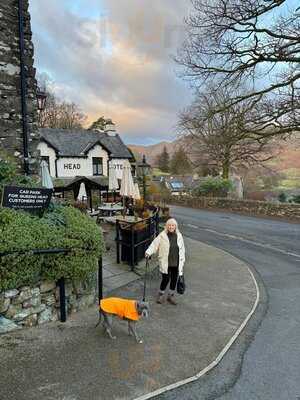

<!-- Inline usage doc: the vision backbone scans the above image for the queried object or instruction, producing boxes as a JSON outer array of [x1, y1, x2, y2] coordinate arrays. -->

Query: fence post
[[155, 210, 159, 236], [116, 220, 120, 264], [131, 225, 135, 270], [98, 257, 103, 311], [57, 277, 66, 322], [148, 216, 152, 249]]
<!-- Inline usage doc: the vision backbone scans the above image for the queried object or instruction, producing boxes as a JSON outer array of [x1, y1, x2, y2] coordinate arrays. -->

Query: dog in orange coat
[[99, 297, 150, 343]]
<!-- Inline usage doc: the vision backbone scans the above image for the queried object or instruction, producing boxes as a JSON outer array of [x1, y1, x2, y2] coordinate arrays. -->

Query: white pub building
[[37, 128, 135, 205]]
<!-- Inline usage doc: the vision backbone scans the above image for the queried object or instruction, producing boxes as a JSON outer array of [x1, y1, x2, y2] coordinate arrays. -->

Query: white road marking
[[134, 255, 260, 400], [185, 223, 199, 229], [182, 223, 300, 260]]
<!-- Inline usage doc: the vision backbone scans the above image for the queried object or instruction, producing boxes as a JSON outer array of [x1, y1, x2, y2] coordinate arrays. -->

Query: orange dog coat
[[100, 298, 139, 321]]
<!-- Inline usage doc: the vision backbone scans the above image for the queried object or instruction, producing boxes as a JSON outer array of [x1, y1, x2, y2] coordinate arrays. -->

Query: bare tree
[[37, 73, 87, 129], [177, 0, 300, 137], [179, 89, 276, 179]]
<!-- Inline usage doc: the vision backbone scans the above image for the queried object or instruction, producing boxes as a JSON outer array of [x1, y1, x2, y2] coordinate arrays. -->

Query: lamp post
[[37, 87, 47, 126], [37, 88, 47, 112], [137, 154, 151, 200]]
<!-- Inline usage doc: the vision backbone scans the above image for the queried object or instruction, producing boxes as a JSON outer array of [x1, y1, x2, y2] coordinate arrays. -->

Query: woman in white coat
[[145, 218, 185, 305]]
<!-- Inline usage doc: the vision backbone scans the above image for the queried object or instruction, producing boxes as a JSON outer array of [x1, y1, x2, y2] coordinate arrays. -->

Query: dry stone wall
[[169, 196, 300, 221], [0, 276, 97, 334], [0, 0, 39, 171]]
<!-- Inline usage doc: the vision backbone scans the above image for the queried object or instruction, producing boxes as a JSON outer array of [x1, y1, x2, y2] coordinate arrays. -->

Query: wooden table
[[116, 216, 143, 223], [97, 205, 124, 217]]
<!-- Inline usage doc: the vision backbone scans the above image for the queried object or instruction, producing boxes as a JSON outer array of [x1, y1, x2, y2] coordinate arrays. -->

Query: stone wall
[[0, 0, 39, 171], [169, 196, 300, 220], [0, 276, 97, 334]]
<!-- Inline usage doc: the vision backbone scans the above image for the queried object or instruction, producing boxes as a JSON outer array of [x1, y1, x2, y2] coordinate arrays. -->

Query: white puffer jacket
[[145, 230, 185, 276]]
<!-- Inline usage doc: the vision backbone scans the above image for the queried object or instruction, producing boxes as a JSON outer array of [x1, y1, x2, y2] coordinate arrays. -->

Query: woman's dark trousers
[[160, 266, 179, 292]]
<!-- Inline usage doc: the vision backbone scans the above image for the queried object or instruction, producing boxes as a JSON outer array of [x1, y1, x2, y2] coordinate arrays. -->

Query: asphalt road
[[156, 206, 300, 400]]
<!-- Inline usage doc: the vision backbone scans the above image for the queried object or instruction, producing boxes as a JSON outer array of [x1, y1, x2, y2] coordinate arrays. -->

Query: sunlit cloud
[[29, 0, 192, 144]]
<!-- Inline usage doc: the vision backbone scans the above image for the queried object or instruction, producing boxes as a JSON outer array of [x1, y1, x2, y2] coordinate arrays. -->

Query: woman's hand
[[145, 253, 151, 259]]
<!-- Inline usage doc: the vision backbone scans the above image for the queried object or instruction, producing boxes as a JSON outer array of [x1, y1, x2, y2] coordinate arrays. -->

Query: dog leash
[[95, 292, 103, 328], [143, 258, 150, 302], [95, 303, 102, 328]]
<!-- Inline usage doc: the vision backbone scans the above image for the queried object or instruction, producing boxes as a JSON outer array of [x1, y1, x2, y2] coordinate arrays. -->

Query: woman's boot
[[167, 293, 177, 305], [156, 291, 165, 304]]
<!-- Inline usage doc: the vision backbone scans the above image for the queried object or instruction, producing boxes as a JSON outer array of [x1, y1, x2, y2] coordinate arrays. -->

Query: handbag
[[177, 275, 185, 295]]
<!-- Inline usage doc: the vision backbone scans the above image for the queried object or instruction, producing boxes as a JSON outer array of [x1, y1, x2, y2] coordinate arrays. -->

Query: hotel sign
[[1, 186, 53, 214], [109, 159, 131, 179], [64, 163, 81, 170]]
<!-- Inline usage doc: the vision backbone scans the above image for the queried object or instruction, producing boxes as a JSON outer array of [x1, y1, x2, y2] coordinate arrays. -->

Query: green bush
[[0, 205, 104, 291], [290, 195, 300, 204], [193, 177, 233, 197], [0, 153, 38, 199], [278, 192, 287, 203]]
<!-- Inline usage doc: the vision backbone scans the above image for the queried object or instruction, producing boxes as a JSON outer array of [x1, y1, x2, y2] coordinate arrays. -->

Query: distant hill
[[128, 134, 300, 189], [266, 134, 300, 189], [271, 134, 300, 171], [128, 141, 176, 165]]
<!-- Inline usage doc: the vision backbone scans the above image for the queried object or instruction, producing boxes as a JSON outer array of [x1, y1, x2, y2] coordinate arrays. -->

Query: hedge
[[192, 177, 233, 197], [0, 204, 104, 292], [0, 153, 38, 200]]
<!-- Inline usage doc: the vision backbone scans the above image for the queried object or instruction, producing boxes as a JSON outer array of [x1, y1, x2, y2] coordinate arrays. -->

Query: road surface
[[157, 206, 300, 400]]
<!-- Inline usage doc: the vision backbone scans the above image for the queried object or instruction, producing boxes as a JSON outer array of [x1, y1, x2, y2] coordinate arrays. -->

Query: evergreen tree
[[157, 146, 170, 172], [170, 146, 192, 175]]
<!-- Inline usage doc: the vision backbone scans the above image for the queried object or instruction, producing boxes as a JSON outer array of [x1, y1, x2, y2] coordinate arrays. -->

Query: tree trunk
[[222, 159, 230, 179]]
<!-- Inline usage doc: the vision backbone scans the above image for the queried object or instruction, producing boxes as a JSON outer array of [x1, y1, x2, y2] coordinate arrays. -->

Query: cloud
[[29, 0, 192, 144]]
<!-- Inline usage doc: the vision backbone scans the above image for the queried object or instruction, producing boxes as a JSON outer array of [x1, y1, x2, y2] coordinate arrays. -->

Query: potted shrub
[[134, 199, 145, 218]]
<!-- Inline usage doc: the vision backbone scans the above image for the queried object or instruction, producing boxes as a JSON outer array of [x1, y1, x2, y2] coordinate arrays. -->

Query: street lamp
[[37, 88, 47, 112], [37, 87, 47, 128], [137, 154, 151, 200]]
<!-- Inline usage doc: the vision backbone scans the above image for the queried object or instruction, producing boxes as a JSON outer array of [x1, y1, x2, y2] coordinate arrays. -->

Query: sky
[[29, 0, 193, 145]]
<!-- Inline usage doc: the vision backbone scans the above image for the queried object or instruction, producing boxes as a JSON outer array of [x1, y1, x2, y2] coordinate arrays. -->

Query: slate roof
[[53, 176, 108, 189], [39, 128, 134, 159], [164, 175, 202, 191]]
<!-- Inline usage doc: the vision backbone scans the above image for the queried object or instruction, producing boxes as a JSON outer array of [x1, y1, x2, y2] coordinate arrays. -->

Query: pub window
[[41, 156, 50, 174], [131, 164, 136, 176], [93, 157, 103, 176]]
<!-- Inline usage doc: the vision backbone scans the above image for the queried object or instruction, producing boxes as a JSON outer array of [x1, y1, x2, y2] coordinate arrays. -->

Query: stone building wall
[[0, 0, 39, 171]]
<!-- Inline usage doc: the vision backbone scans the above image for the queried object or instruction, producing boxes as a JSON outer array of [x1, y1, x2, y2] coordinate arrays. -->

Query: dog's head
[[136, 301, 150, 318]]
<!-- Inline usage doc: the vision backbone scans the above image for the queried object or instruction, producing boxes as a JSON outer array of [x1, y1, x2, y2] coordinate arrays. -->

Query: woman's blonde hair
[[164, 218, 178, 232]]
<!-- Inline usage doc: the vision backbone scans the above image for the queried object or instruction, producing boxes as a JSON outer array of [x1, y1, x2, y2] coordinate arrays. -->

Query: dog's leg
[[128, 321, 143, 344], [128, 320, 132, 336], [95, 311, 102, 328], [102, 313, 116, 340], [98, 310, 107, 332]]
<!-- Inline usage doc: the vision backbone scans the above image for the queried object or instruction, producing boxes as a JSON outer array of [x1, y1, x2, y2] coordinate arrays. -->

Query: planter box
[[120, 227, 151, 264], [159, 207, 170, 222]]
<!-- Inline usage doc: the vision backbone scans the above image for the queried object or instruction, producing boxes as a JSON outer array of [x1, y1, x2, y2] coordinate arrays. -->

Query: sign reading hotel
[[109, 159, 131, 179], [2, 186, 53, 214]]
